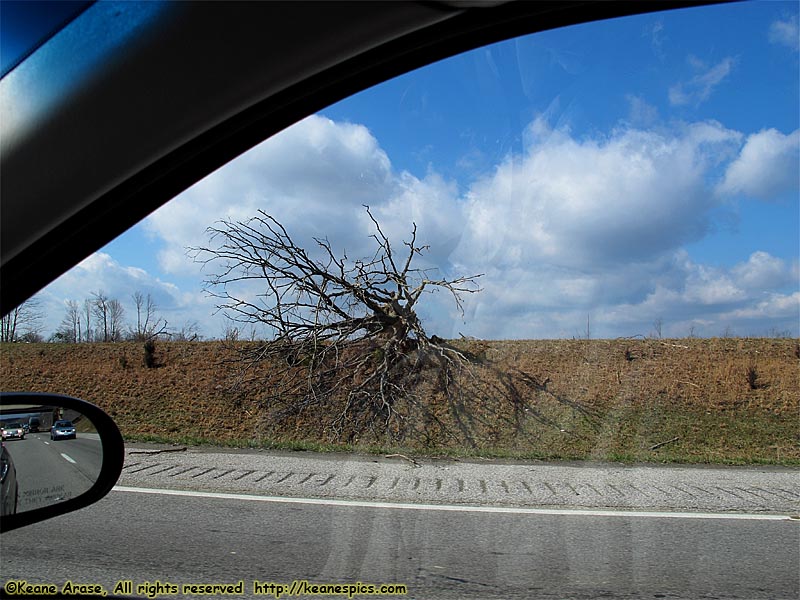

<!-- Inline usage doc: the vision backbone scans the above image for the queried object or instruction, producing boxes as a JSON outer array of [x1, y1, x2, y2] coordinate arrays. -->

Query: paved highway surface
[[1, 487, 798, 599], [116, 444, 800, 513], [2, 445, 799, 599]]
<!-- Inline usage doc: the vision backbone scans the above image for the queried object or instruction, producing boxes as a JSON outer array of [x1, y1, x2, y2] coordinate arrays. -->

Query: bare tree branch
[[131, 291, 169, 341], [1, 298, 44, 342], [191, 206, 482, 440], [91, 291, 126, 342]]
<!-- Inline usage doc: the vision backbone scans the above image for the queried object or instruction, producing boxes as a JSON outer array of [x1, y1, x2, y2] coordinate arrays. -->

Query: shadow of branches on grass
[[222, 337, 602, 453]]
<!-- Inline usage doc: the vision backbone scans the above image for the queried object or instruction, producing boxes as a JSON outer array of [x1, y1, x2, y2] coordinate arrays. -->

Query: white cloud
[[517, 245, 791, 336], [58, 253, 184, 303], [643, 20, 666, 60], [721, 292, 800, 322], [718, 128, 800, 200], [452, 243, 800, 339], [41, 113, 795, 341], [683, 268, 745, 305], [588, 252, 798, 338], [368, 170, 464, 267], [668, 56, 735, 107], [37, 252, 204, 337], [769, 16, 800, 52], [145, 115, 396, 275], [625, 95, 659, 127], [732, 251, 797, 290], [454, 117, 741, 271]]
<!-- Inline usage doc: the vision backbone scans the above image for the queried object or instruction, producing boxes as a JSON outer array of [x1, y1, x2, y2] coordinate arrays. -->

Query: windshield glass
[[1, 2, 798, 599]]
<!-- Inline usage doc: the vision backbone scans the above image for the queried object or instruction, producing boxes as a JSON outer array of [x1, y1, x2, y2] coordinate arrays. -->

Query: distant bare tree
[[83, 298, 93, 342], [222, 322, 240, 342], [92, 292, 111, 342], [193, 206, 482, 438], [107, 299, 126, 342], [130, 291, 169, 341], [1, 298, 44, 342], [92, 291, 126, 342], [55, 300, 82, 343], [172, 320, 200, 342], [652, 317, 663, 339]]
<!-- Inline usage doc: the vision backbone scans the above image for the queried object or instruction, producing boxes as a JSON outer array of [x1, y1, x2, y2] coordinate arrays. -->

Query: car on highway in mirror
[[50, 421, 76, 441], [1, 424, 25, 442]]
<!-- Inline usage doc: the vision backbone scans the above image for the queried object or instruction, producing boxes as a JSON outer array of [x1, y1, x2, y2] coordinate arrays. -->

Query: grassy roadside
[[3, 338, 798, 466], [121, 405, 799, 466]]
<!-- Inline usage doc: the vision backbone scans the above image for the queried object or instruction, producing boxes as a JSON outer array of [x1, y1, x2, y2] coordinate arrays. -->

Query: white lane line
[[61, 453, 76, 464], [112, 486, 796, 521]]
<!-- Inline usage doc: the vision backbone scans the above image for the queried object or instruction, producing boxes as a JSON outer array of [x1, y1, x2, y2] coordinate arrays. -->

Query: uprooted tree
[[192, 206, 482, 440]]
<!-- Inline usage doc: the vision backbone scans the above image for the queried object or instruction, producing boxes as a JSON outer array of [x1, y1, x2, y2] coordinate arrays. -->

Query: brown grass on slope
[[1, 338, 797, 463]]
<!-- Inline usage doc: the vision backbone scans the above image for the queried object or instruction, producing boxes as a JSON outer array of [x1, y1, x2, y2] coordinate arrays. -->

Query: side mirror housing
[[0, 392, 124, 533]]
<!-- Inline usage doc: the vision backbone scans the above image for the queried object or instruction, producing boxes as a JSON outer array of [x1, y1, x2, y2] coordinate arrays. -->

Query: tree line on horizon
[[0, 292, 200, 344], [1, 292, 795, 344]]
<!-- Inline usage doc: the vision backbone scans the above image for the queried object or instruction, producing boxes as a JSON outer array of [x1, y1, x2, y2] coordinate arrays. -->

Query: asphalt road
[[117, 445, 800, 513], [5, 432, 102, 512], [1, 487, 798, 599], [2, 446, 798, 598]]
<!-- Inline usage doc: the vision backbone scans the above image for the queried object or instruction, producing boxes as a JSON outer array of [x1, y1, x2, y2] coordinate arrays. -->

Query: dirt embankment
[[1, 338, 798, 463]]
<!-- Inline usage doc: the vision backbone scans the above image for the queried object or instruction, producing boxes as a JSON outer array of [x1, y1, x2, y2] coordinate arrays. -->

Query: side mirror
[[0, 392, 124, 533]]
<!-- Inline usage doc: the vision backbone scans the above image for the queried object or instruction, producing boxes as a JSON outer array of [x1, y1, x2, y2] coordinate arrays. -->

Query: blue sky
[[36, 1, 799, 340]]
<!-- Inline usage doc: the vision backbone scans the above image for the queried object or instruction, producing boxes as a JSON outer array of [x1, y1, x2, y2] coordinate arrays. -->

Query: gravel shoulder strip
[[117, 444, 800, 514]]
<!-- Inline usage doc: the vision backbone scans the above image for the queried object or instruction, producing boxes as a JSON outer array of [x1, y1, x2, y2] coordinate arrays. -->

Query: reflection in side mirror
[[2, 407, 99, 514], [0, 393, 123, 533]]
